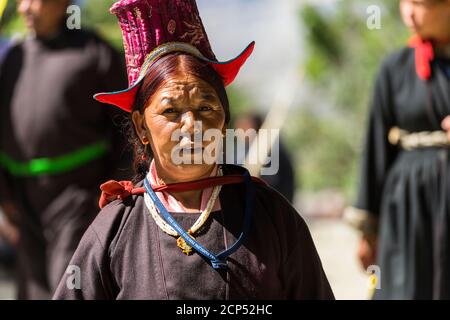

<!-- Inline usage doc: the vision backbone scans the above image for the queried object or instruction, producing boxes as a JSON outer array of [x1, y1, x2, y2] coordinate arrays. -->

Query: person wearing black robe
[[0, 0, 130, 299], [345, 0, 450, 299]]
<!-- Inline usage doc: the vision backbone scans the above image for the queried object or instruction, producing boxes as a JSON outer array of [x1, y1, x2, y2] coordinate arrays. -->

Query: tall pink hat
[[94, 0, 255, 112]]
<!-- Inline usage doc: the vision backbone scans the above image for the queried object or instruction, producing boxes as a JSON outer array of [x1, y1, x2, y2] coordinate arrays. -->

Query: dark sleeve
[[95, 40, 133, 181], [52, 225, 115, 300], [352, 58, 398, 221], [261, 142, 296, 203], [284, 217, 334, 299], [271, 190, 334, 299]]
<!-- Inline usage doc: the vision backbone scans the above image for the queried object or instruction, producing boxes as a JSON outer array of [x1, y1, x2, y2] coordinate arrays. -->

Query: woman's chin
[[169, 162, 217, 180]]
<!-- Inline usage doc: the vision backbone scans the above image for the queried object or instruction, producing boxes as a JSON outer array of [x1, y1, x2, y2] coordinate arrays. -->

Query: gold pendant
[[176, 234, 195, 255]]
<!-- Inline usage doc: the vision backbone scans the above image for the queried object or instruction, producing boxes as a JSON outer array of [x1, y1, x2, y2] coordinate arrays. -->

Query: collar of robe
[[143, 169, 256, 270]]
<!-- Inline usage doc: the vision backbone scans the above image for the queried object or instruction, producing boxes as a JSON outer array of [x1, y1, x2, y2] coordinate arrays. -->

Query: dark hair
[[128, 53, 230, 182]]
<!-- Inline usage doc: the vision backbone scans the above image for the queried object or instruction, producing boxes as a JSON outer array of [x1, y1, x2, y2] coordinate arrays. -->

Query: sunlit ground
[[306, 218, 370, 300], [0, 264, 14, 299]]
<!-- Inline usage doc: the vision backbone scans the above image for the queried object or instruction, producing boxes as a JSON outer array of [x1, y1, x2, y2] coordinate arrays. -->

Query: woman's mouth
[[179, 139, 204, 151], [186, 146, 204, 154]]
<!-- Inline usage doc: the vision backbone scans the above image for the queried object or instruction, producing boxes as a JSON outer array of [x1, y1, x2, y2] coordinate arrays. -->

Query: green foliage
[[1, 0, 25, 37], [300, 5, 342, 81], [292, 0, 409, 197], [226, 86, 253, 125]]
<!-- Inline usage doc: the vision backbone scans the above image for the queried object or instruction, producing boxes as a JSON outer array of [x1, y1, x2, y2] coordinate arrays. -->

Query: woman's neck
[[171, 190, 204, 212], [152, 161, 217, 212]]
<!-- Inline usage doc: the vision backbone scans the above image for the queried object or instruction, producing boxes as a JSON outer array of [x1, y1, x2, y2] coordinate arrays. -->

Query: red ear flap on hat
[[211, 42, 255, 86]]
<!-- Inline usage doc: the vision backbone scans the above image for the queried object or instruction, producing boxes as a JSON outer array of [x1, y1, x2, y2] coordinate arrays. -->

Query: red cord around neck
[[99, 174, 267, 209]]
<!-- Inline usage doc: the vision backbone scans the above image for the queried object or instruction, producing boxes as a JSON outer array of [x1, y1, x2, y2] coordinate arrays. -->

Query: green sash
[[0, 140, 109, 177]]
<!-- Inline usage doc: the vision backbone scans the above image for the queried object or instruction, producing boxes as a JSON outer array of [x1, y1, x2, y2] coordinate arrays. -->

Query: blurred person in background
[[0, 0, 130, 299], [0, 0, 18, 277], [344, 0, 450, 299], [234, 112, 296, 203]]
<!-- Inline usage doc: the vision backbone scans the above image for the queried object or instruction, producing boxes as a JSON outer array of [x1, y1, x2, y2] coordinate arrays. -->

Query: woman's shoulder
[[223, 164, 295, 205], [89, 181, 146, 250], [378, 47, 414, 76], [371, 47, 416, 98], [223, 165, 306, 228], [256, 183, 306, 228]]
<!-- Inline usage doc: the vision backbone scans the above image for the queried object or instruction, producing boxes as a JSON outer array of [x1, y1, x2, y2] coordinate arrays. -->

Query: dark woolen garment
[[0, 28, 131, 299], [355, 47, 450, 299], [53, 165, 334, 300], [260, 141, 296, 203]]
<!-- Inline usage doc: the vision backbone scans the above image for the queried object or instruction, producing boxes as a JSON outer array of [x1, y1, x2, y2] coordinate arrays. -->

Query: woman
[[345, 0, 450, 299], [52, 0, 333, 300]]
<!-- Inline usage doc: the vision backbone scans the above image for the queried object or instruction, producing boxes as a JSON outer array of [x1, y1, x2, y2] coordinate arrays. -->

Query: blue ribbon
[[144, 169, 255, 270]]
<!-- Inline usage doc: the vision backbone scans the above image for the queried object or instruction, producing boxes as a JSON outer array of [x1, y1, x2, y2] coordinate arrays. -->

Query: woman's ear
[[131, 111, 149, 143]]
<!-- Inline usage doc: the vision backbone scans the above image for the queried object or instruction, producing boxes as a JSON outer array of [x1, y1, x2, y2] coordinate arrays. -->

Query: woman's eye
[[163, 108, 176, 114], [199, 106, 213, 112]]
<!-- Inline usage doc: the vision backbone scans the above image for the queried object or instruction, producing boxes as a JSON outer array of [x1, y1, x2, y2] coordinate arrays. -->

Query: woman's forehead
[[156, 75, 218, 100]]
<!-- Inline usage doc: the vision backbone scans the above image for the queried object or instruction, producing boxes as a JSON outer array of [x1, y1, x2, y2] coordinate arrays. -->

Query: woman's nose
[[180, 110, 196, 134]]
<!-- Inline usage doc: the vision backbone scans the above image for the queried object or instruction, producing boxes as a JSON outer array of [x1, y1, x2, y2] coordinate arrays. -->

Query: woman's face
[[400, 0, 450, 42], [132, 73, 226, 182]]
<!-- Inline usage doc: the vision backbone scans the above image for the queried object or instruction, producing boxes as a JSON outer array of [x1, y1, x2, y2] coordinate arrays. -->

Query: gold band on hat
[[137, 42, 210, 82]]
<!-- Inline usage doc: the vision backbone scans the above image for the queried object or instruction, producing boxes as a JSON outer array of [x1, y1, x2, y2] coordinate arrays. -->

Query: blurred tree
[[82, 0, 123, 51], [227, 86, 253, 124], [286, 0, 408, 197], [0, 0, 25, 37]]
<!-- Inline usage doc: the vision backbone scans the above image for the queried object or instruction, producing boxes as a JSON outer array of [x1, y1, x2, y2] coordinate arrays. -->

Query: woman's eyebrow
[[160, 97, 175, 105], [199, 93, 218, 101]]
